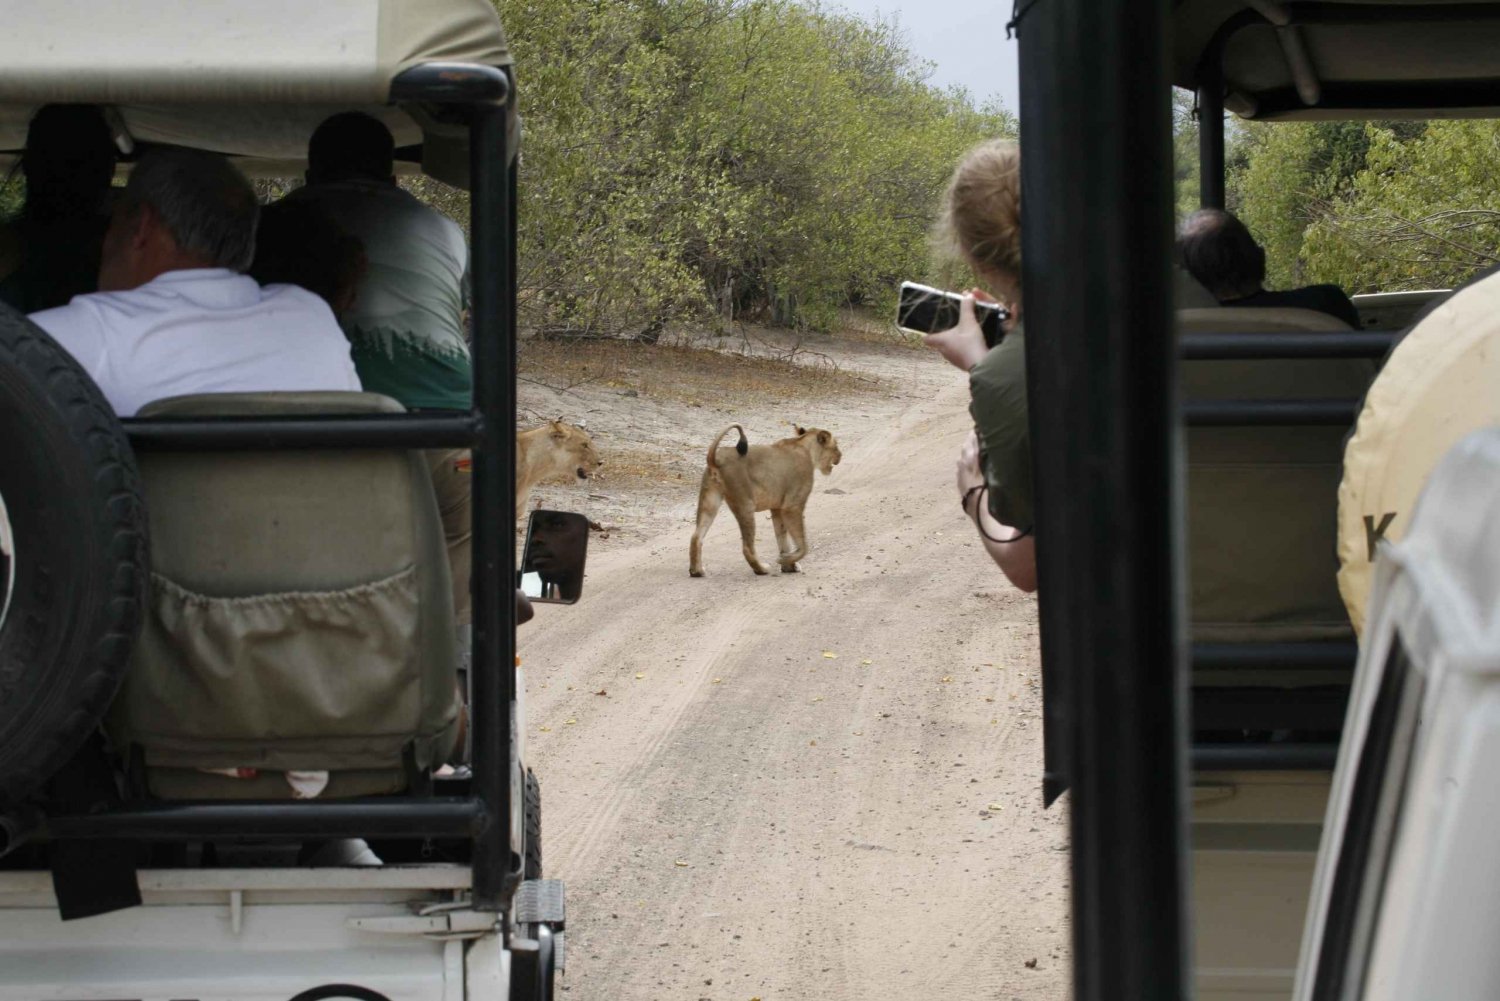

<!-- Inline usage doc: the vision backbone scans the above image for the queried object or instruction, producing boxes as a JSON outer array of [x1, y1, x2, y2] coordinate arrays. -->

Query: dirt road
[[519, 351, 1071, 1000]]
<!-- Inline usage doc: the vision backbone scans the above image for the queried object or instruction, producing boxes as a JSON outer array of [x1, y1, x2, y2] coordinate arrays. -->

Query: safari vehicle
[[1006, 1, 1500, 999], [0, 2, 582, 997]]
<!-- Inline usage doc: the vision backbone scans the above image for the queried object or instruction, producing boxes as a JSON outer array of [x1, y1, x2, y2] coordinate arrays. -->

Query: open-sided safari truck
[[0, 2, 580, 997], [1011, 1, 1500, 999]]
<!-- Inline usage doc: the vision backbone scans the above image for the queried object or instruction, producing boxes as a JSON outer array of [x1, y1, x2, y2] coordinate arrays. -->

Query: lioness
[[689, 423, 842, 577], [517, 419, 602, 515]]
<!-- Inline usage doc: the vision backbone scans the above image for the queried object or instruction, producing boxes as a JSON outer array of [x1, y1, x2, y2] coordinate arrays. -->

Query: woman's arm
[[956, 431, 1038, 592]]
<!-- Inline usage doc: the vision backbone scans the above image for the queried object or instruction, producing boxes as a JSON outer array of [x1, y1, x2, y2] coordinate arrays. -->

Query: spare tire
[[0, 307, 148, 807], [1338, 272, 1500, 634]]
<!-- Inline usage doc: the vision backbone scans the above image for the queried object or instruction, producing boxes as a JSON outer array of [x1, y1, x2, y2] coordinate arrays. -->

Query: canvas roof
[[1172, 1, 1500, 120], [0, 0, 511, 188]]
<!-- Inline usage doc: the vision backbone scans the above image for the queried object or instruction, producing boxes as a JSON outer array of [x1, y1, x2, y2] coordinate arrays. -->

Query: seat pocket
[[111, 566, 423, 772]]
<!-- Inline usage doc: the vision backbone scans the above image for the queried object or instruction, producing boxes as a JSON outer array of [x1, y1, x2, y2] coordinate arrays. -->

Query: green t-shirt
[[968, 324, 1034, 531]]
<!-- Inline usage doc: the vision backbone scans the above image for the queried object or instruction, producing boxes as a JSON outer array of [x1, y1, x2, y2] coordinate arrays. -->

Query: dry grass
[[519, 335, 881, 405], [594, 444, 693, 486]]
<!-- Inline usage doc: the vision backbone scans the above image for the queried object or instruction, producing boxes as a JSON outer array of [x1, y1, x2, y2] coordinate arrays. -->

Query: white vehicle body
[[0, 664, 558, 1000], [1294, 427, 1500, 1000], [0, 867, 508, 1000]]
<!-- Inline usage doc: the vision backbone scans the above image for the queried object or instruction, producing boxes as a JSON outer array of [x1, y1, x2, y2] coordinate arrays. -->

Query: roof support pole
[[1246, 0, 1323, 106], [1018, 0, 1190, 997], [1198, 62, 1227, 209], [468, 88, 518, 916]]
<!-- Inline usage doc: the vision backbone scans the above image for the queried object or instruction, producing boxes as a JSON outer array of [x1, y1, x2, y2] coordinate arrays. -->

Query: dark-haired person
[[249, 200, 367, 320], [28, 149, 359, 417], [1178, 208, 1360, 327], [0, 104, 117, 313], [286, 111, 476, 624]]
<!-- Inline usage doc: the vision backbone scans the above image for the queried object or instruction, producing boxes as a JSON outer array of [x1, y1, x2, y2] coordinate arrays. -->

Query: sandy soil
[[517, 323, 1072, 1000]]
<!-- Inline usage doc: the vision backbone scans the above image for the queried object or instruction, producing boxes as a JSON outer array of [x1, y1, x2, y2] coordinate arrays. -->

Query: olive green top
[[968, 323, 1034, 532]]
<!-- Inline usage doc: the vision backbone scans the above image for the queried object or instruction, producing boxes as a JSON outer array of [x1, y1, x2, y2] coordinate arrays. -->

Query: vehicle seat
[[107, 392, 461, 800], [1178, 307, 1375, 649]]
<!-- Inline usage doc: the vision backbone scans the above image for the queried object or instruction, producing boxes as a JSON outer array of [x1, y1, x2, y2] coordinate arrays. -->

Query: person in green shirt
[[286, 112, 476, 623], [922, 139, 1036, 592]]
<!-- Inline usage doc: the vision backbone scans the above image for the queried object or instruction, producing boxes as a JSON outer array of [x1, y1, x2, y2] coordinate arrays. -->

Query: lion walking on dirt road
[[688, 423, 842, 577]]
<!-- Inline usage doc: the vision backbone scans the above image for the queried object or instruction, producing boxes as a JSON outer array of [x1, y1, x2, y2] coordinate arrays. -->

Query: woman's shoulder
[[969, 322, 1026, 388]]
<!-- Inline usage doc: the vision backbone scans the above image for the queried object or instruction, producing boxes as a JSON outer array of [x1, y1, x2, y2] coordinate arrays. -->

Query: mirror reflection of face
[[520, 510, 589, 603]]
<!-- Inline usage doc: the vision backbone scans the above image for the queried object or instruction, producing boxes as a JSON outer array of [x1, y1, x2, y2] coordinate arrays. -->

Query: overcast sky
[[830, 0, 1021, 114]]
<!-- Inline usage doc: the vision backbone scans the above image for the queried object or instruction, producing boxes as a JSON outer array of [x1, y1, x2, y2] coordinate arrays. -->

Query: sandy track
[[519, 372, 1071, 1000]]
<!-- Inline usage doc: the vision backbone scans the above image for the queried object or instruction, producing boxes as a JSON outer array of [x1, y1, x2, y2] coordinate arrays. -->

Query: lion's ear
[[549, 420, 567, 439], [795, 425, 806, 436], [817, 431, 829, 445]]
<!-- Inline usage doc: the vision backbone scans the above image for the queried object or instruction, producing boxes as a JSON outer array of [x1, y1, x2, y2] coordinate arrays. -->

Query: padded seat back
[[1179, 308, 1374, 645], [109, 392, 460, 799]]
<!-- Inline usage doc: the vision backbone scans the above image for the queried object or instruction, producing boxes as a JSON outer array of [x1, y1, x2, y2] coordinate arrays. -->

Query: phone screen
[[897, 282, 1007, 349]]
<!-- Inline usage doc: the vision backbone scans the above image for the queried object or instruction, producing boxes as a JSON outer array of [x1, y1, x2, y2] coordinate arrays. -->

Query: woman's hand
[[923, 289, 994, 371], [956, 430, 985, 511]]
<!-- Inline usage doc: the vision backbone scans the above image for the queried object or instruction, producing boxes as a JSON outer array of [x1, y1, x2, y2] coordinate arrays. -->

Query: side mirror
[[518, 510, 590, 604]]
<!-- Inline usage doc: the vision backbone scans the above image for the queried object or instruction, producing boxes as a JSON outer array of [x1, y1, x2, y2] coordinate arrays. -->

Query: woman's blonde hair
[[938, 139, 1022, 290]]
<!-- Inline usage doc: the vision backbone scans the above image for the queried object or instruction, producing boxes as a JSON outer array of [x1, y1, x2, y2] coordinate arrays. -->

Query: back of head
[[121, 148, 258, 272], [307, 112, 395, 185], [22, 104, 116, 215], [1177, 208, 1265, 301], [250, 200, 367, 317], [939, 139, 1022, 297]]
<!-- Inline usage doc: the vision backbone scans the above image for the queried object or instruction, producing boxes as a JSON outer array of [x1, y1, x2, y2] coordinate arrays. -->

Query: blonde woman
[[923, 139, 1036, 592]]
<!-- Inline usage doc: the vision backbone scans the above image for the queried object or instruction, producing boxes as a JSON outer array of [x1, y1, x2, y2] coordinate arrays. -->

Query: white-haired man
[[30, 148, 359, 416]]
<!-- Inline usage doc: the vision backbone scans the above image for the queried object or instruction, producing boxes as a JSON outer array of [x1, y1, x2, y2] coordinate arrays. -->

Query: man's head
[[1177, 208, 1266, 301], [22, 104, 116, 216], [306, 112, 396, 186], [97, 149, 258, 292]]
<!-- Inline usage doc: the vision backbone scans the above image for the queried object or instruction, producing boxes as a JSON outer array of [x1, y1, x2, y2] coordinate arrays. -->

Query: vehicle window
[[1312, 634, 1425, 1001]]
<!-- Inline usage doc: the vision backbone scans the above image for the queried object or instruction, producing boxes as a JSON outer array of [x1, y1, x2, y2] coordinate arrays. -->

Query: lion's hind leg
[[728, 494, 770, 575], [689, 474, 723, 577]]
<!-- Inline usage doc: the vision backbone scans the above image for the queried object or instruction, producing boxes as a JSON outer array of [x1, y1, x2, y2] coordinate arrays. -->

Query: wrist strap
[[961, 483, 985, 513], [966, 483, 1033, 544]]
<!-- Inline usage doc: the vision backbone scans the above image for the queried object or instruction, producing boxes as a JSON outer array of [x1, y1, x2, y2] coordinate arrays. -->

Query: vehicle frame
[[0, 5, 552, 995], [1012, 1, 1500, 998]]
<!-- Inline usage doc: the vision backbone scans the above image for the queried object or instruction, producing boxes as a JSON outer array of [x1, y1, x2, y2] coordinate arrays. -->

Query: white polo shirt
[[30, 268, 362, 417]]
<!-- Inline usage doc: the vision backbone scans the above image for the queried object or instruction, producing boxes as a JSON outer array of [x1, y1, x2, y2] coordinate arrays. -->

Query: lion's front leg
[[779, 507, 809, 569], [771, 510, 799, 573]]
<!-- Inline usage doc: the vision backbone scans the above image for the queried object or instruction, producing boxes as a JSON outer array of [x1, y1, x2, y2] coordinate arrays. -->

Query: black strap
[[47, 733, 140, 921]]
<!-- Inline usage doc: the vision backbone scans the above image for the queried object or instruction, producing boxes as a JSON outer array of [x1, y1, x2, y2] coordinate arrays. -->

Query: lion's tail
[[707, 424, 749, 467]]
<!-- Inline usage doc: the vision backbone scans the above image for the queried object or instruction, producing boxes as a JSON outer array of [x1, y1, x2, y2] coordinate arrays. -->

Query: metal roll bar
[[1018, 0, 1189, 995]]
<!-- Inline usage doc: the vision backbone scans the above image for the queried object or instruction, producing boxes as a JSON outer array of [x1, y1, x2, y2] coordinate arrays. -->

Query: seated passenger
[[1178, 209, 1360, 328], [0, 104, 117, 313], [285, 112, 474, 623], [249, 199, 367, 320], [29, 148, 360, 417], [285, 112, 470, 409]]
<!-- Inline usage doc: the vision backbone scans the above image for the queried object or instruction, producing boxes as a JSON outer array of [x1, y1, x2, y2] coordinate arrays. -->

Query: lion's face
[[550, 421, 603, 480], [796, 426, 842, 475]]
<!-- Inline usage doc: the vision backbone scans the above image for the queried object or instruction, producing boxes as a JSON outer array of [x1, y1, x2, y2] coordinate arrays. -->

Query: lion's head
[[794, 425, 842, 475], [549, 419, 603, 480]]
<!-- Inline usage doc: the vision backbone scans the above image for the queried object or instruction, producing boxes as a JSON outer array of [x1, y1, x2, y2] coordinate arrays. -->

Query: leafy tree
[[1302, 120, 1500, 292], [493, 0, 1015, 335]]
